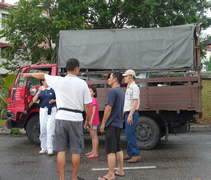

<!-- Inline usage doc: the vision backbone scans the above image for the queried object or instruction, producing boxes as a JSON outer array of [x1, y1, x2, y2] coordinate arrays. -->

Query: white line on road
[[92, 166, 156, 171]]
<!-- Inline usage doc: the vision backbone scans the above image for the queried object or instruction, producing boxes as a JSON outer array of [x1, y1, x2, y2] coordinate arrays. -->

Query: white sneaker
[[39, 149, 47, 154], [47, 150, 53, 155]]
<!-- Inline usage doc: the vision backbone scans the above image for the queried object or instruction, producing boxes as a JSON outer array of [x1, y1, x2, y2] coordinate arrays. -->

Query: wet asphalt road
[[0, 131, 211, 180]]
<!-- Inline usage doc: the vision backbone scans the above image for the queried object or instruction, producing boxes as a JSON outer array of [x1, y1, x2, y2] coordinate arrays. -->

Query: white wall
[[0, 6, 9, 74]]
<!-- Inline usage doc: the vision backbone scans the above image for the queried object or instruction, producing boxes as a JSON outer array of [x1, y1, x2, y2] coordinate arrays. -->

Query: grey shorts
[[54, 119, 84, 154]]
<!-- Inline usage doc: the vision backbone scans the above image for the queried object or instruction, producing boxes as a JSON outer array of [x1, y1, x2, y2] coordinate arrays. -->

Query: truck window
[[28, 69, 51, 87], [14, 67, 29, 87]]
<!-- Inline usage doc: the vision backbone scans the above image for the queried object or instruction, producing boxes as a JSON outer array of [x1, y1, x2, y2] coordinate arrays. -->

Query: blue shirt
[[105, 86, 125, 128], [35, 87, 56, 108]]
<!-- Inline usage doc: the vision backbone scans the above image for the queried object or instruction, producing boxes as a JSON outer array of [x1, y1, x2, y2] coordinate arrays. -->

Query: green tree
[[204, 58, 211, 71], [0, 0, 90, 72], [0, 73, 15, 111], [87, 0, 211, 29], [87, 0, 156, 29]]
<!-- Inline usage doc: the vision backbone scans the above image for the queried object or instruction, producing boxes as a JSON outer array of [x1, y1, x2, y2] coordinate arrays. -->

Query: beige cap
[[122, 69, 136, 77]]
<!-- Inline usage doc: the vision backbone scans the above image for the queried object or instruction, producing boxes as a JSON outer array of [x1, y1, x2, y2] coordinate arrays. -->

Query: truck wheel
[[135, 116, 160, 150], [26, 115, 40, 145]]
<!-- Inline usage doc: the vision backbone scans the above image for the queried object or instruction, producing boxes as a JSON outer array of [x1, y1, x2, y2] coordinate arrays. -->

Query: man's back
[[45, 74, 91, 121]]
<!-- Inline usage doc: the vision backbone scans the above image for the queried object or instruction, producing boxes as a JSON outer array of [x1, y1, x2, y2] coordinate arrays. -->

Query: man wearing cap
[[122, 69, 141, 163]]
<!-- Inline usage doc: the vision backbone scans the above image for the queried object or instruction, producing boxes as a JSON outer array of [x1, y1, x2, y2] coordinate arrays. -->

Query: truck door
[[11, 65, 30, 119]]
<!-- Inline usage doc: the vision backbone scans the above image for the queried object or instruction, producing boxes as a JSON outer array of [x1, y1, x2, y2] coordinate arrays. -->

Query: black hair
[[113, 72, 123, 85], [40, 79, 45, 85], [89, 86, 97, 98], [66, 58, 80, 71]]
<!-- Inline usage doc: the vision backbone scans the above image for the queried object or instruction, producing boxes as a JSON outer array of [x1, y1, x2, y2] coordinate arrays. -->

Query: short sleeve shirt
[[105, 86, 125, 128], [45, 74, 92, 121], [35, 86, 56, 108], [91, 98, 99, 126], [123, 82, 140, 111]]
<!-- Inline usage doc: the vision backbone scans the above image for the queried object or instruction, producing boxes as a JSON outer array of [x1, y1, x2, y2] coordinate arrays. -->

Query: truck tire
[[26, 115, 40, 145], [135, 116, 160, 150]]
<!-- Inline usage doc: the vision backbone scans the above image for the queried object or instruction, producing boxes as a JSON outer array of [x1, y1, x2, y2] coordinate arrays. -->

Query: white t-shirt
[[45, 74, 92, 121], [123, 81, 140, 112]]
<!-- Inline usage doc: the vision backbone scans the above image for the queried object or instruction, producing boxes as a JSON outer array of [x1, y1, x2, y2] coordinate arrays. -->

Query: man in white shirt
[[123, 69, 141, 163], [22, 58, 92, 180]]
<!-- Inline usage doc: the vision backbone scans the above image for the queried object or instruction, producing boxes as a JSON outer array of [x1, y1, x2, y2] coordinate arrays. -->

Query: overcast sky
[[5, 0, 211, 36]]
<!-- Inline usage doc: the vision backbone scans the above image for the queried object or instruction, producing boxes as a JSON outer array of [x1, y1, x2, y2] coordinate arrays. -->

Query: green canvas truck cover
[[57, 24, 196, 70]]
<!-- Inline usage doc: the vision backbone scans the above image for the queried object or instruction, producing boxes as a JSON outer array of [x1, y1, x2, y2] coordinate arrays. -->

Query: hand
[[49, 99, 55, 104], [86, 120, 92, 132], [38, 86, 42, 93], [29, 87, 34, 93], [100, 123, 105, 134], [84, 121, 88, 129], [20, 73, 30, 80], [127, 115, 133, 125]]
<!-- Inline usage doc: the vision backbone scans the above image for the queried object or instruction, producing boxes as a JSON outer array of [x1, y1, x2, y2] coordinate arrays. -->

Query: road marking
[[92, 166, 156, 171]]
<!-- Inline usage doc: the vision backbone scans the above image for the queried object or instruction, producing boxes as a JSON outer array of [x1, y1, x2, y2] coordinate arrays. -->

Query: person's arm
[[127, 99, 138, 125], [32, 87, 42, 103], [21, 73, 45, 80], [100, 105, 112, 134], [28, 100, 34, 109], [84, 103, 92, 131]]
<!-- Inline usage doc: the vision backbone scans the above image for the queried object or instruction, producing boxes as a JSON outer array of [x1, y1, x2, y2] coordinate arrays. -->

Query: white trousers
[[39, 107, 57, 151]]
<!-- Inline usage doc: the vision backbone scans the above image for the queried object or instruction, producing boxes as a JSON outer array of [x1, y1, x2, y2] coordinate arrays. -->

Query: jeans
[[125, 111, 140, 157]]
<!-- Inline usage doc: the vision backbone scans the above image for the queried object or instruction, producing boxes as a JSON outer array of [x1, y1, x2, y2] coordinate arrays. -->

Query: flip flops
[[69, 177, 84, 180], [87, 154, 98, 159], [77, 177, 84, 180], [85, 152, 92, 156], [97, 177, 115, 180], [115, 173, 125, 177]]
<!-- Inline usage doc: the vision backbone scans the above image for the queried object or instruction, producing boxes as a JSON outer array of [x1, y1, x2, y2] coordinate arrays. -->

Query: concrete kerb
[[0, 124, 211, 135], [190, 124, 211, 132]]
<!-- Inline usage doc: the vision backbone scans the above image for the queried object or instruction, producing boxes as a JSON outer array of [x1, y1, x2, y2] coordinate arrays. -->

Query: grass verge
[[0, 118, 6, 126], [10, 128, 26, 135], [198, 80, 211, 124]]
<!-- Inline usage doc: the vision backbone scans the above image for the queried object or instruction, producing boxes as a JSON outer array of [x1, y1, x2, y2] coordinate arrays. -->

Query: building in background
[[0, 0, 12, 74]]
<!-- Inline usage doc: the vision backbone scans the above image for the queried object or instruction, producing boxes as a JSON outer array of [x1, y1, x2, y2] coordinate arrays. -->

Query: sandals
[[77, 177, 85, 180], [115, 172, 125, 177], [85, 152, 92, 156], [69, 176, 84, 180], [97, 176, 115, 180], [87, 154, 98, 159]]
